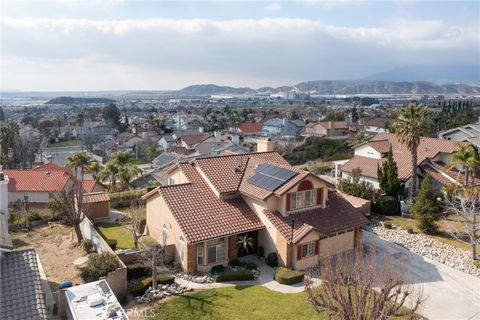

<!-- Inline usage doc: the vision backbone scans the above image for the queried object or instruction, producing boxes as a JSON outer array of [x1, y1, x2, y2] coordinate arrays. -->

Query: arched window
[[162, 224, 168, 246], [298, 180, 313, 191], [289, 179, 317, 210]]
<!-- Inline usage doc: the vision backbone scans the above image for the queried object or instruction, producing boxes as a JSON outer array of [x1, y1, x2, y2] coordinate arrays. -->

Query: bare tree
[[121, 202, 145, 249], [49, 181, 89, 244], [304, 246, 423, 320], [137, 241, 165, 289], [443, 186, 480, 260]]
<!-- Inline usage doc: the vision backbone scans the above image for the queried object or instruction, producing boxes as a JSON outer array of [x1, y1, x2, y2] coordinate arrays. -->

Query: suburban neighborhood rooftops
[[0, 248, 48, 320], [264, 191, 369, 244]]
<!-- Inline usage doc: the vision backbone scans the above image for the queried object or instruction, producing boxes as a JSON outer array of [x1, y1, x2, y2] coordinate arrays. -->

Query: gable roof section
[[238, 122, 262, 133], [180, 133, 211, 146], [82, 180, 98, 193], [264, 191, 368, 244], [341, 156, 385, 179], [83, 192, 110, 203], [0, 248, 48, 320], [147, 162, 264, 243]]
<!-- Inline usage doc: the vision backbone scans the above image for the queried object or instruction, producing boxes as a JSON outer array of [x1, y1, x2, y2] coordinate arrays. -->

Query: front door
[[237, 231, 258, 257]]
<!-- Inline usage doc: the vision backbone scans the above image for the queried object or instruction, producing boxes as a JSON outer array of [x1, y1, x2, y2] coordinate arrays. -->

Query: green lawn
[[381, 215, 478, 252], [149, 286, 321, 320], [47, 139, 81, 147], [97, 223, 134, 249]]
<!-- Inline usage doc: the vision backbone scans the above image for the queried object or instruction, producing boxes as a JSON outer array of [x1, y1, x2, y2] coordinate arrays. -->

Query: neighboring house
[[261, 118, 305, 137], [364, 118, 393, 134], [339, 133, 461, 192], [235, 122, 263, 136], [305, 121, 349, 137], [19, 126, 42, 140], [143, 151, 368, 273], [82, 179, 105, 193], [158, 135, 176, 150], [65, 280, 127, 320], [438, 124, 480, 147], [176, 115, 205, 131], [179, 133, 212, 149], [131, 117, 158, 137]]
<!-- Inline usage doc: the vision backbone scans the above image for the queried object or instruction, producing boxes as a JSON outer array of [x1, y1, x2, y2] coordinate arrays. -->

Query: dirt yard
[[11, 223, 87, 291]]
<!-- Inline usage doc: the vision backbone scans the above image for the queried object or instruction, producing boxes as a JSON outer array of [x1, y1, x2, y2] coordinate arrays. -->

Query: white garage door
[[319, 229, 354, 258]]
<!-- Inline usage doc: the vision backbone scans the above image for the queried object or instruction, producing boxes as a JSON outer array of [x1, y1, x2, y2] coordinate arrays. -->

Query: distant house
[[176, 115, 205, 131], [158, 135, 176, 150], [439, 124, 480, 147], [338, 133, 464, 192], [305, 121, 349, 137], [261, 118, 305, 137], [132, 117, 159, 137], [364, 118, 392, 134], [235, 122, 263, 136], [178, 133, 212, 149], [19, 126, 42, 140]]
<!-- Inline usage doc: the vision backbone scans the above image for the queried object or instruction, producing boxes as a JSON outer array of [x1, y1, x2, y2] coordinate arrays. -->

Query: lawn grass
[[381, 215, 478, 252], [96, 222, 134, 249], [148, 286, 321, 320], [47, 139, 81, 147]]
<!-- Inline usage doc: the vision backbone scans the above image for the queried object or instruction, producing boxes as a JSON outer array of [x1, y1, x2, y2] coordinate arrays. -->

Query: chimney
[[199, 126, 204, 133], [257, 138, 277, 152], [232, 135, 240, 144], [214, 131, 221, 143], [329, 120, 335, 137]]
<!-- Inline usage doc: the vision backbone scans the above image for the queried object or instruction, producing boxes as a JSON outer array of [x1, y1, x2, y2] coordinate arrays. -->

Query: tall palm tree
[[76, 112, 85, 151], [113, 150, 135, 166], [118, 164, 142, 191], [65, 151, 91, 181], [393, 103, 427, 201], [449, 143, 480, 187], [85, 160, 103, 182], [99, 160, 120, 191]]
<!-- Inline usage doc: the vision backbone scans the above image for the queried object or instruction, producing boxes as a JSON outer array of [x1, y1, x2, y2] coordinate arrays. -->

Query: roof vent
[[86, 293, 104, 307], [45, 171, 52, 176]]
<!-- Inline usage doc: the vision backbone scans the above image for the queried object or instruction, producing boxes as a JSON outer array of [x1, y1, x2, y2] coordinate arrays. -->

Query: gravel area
[[365, 218, 480, 277]]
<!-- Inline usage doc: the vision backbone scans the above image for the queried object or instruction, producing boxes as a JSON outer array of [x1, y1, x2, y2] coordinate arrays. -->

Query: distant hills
[[45, 96, 116, 104], [175, 80, 480, 96]]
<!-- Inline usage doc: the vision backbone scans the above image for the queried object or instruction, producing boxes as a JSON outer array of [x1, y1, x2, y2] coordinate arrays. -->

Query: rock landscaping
[[135, 282, 193, 304], [366, 218, 480, 277], [175, 272, 216, 284]]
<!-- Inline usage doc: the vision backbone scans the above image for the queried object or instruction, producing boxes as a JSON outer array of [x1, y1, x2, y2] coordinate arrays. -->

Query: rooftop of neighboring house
[[423, 160, 480, 188], [4, 166, 73, 192], [83, 191, 110, 203], [316, 121, 349, 130], [364, 117, 393, 128], [143, 151, 367, 244], [341, 132, 460, 180], [237, 122, 262, 133], [168, 146, 197, 156], [82, 180, 99, 193], [0, 248, 48, 320], [179, 133, 212, 146], [439, 124, 480, 139]]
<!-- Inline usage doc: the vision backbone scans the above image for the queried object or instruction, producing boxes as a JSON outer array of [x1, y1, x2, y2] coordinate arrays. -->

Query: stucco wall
[[276, 176, 328, 215], [319, 229, 354, 258], [293, 230, 320, 270], [85, 201, 110, 220], [167, 167, 189, 185], [354, 144, 381, 159]]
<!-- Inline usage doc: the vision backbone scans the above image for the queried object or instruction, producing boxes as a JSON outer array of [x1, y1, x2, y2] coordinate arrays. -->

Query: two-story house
[[261, 118, 305, 138], [305, 121, 349, 137], [143, 146, 368, 273]]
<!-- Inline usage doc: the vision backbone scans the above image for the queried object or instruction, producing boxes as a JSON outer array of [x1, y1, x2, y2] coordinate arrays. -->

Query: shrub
[[274, 267, 304, 285], [383, 222, 392, 229], [411, 174, 443, 234], [257, 246, 264, 258], [106, 239, 118, 251], [229, 259, 242, 267], [79, 253, 119, 283], [245, 262, 257, 271], [81, 239, 94, 253], [210, 265, 226, 274], [28, 211, 42, 221], [266, 252, 278, 268], [127, 263, 149, 280], [373, 196, 400, 215], [315, 165, 331, 175], [407, 228, 414, 234], [128, 274, 175, 296], [216, 270, 254, 282]]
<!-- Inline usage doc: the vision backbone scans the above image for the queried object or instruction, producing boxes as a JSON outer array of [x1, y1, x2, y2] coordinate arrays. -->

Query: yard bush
[[106, 239, 118, 251], [81, 239, 94, 253], [274, 267, 304, 285], [127, 263, 149, 280], [128, 274, 175, 296], [210, 265, 226, 274], [266, 252, 278, 268], [229, 259, 242, 267], [373, 196, 400, 215], [216, 270, 254, 282], [79, 253, 120, 283], [28, 211, 42, 221], [245, 262, 257, 271]]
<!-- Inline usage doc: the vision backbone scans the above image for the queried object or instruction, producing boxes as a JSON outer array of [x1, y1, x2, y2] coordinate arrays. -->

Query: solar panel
[[248, 163, 298, 191]]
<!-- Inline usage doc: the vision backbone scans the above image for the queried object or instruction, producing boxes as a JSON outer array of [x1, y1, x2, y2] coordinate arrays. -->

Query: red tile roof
[[4, 169, 73, 192], [83, 192, 110, 203], [341, 156, 385, 179], [146, 162, 264, 243], [180, 133, 211, 146], [238, 122, 262, 133], [82, 180, 98, 193], [264, 191, 369, 243]]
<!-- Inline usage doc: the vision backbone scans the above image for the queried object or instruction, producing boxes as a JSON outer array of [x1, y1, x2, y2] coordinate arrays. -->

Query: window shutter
[[315, 240, 319, 255], [286, 193, 291, 211], [297, 245, 302, 260], [316, 188, 323, 206]]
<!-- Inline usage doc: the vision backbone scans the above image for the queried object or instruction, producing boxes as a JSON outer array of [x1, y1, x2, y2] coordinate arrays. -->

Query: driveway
[[364, 231, 480, 320]]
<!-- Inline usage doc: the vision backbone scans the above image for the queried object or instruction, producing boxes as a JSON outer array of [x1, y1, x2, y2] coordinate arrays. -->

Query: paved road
[[44, 145, 81, 166], [364, 231, 480, 320]]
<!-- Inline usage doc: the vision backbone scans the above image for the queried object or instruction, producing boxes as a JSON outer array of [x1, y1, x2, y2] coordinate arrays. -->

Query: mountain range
[[175, 80, 480, 96]]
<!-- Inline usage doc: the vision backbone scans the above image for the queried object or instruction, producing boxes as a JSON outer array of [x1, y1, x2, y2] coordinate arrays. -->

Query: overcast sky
[[1, 0, 479, 91]]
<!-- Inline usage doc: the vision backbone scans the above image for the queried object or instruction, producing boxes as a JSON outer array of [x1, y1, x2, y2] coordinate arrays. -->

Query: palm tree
[[65, 151, 91, 181], [99, 160, 120, 191], [236, 234, 254, 256], [393, 103, 427, 201], [76, 112, 85, 151], [113, 150, 135, 166], [146, 143, 159, 163], [118, 164, 142, 191], [85, 160, 103, 182], [449, 143, 480, 187]]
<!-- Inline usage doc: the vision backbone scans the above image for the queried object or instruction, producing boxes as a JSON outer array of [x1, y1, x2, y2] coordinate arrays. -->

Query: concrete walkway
[[174, 255, 314, 294], [364, 231, 480, 320]]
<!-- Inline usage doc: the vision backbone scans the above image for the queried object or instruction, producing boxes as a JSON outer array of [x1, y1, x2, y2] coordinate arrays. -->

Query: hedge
[[210, 265, 226, 274], [128, 274, 175, 296], [216, 270, 254, 282], [266, 252, 278, 268], [274, 267, 304, 285], [373, 196, 400, 215], [127, 263, 149, 280]]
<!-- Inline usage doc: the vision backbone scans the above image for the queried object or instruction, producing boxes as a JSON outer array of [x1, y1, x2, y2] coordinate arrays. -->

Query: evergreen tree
[[411, 174, 442, 234], [351, 105, 359, 122], [377, 145, 401, 198]]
